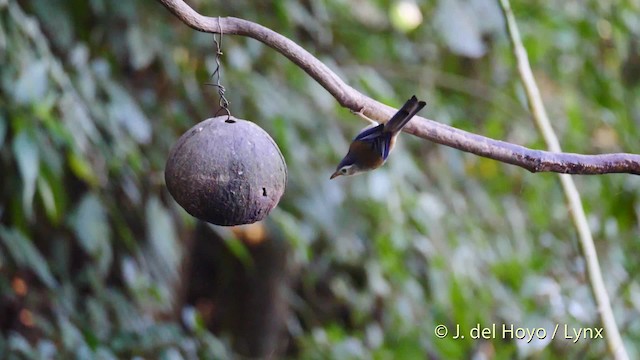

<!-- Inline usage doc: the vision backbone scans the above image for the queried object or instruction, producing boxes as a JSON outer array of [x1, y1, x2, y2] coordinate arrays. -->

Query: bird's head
[[330, 154, 363, 179]]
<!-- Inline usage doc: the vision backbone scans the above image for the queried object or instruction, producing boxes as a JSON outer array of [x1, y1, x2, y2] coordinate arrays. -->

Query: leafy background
[[1, 0, 639, 358]]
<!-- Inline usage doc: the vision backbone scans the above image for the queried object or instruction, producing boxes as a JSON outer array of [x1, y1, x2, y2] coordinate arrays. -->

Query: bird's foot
[[351, 107, 378, 126]]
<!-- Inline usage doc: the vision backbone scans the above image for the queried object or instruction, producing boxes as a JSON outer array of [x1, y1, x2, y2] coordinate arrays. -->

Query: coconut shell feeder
[[165, 116, 287, 226]]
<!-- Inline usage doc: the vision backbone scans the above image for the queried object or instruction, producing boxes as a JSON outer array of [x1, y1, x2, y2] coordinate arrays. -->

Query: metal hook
[[207, 17, 231, 121], [214, 106, 233, 122]]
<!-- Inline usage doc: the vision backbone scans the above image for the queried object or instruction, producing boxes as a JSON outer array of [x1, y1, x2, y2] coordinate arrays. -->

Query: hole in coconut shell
[[262, 188, 267, 196]]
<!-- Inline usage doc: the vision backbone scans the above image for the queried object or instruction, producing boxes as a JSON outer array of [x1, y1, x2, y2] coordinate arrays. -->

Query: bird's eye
[[341, 168, 347, 174]]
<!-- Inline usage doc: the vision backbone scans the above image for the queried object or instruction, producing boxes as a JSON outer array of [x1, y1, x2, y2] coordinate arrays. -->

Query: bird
[[330, 95, 426, 179]]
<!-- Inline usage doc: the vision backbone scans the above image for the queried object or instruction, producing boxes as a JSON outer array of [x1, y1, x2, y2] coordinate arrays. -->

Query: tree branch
[[155, 0, 640, 176]]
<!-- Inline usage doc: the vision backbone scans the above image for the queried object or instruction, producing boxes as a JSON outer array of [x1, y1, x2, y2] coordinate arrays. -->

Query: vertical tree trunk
[[184, 222, 289, 358]]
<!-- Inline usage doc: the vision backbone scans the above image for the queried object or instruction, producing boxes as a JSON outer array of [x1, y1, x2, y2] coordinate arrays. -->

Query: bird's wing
[[353, 124, 393, 160], [354, 123, 384, 141], [372, 133, 393, 160]]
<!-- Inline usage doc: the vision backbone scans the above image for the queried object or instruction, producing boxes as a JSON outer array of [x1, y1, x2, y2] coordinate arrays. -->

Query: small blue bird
[[330, 96, 426, 179]]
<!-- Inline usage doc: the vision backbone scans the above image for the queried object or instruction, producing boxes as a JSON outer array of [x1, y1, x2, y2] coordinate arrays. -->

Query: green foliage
[[0, 227, 56, 288], [1, 0, 639, 358]]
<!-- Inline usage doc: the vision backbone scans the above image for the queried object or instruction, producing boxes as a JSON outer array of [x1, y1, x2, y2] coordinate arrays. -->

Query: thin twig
[[498, 0, 628, 358]]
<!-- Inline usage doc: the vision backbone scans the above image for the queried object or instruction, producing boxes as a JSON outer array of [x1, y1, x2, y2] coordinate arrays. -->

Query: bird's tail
[[383, 95, 427, 134]]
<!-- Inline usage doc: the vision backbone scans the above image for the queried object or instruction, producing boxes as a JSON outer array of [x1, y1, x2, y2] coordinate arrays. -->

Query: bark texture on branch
[[156, 0, 640, 175]]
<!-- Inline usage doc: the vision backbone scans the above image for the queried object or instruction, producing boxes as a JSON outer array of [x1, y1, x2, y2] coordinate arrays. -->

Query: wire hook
[[208, 17, 231, 120]]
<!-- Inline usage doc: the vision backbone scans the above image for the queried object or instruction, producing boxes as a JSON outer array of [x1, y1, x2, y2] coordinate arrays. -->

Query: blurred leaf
[[36, 339, 57, 359], [0, 226, 56, 288], [94, 347, 118, 360], [58, 315, 89, 353], [12, 130, 40, 219], [105, 82, 152, 144], [126, 26, 157, 70], [69, 44, 97, 100], [37, 177, 57, 222], [358, 68, 395, 101], [0, 115, 6, 148], [159, 348, 183, 360], [197, 332, 231, 359], [29, 1, 74, 49], [207, 224, 253, 267], [38, 165, 68, 227], [145, 197, 181, 280], [434, 0, 501, 58], [14, 59, 49, 104], [86, 296, 112, 341], [223, 236, 253, 268], [68, 152, 100, 187], [59, 93, 98, 151], [0, 13, 6, 52], [8, 333, 36, 357], [68, 194, 112, 276]]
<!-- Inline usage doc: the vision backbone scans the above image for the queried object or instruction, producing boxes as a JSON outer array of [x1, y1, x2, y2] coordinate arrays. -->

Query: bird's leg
[[351, 107, 378, 126]]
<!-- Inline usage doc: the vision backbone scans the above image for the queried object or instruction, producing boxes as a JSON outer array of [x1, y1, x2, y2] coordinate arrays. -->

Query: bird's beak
[[330, 171, 341, 180]]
